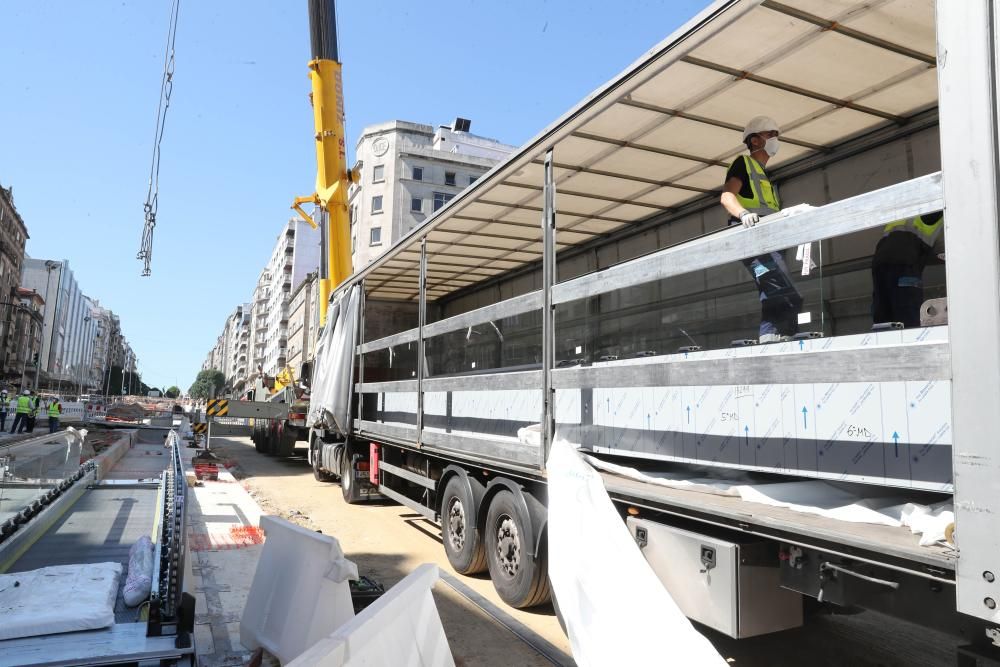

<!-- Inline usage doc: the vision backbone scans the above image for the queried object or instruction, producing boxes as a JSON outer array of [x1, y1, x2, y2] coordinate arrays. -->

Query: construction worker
[[0, 390, 9, 432], [26, 391, 39, 433], [720, 115, 803, 342], [47, 397, 62, 433], [9, 390, 31, 434], [872, 211, 945, 328]]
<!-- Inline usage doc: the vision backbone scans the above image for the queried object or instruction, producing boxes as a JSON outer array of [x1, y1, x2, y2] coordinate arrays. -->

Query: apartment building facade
[[347, 119, 516, 269]]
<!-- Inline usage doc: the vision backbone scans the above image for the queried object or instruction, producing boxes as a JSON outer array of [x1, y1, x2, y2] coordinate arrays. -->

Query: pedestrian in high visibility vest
[[9, 390, 31, 434], [0, 390, 9, 432], [872, 212, 945, 328], [721, 116, 803, 342], [48, 398, 62, 434], [26, 391, 39, 433]]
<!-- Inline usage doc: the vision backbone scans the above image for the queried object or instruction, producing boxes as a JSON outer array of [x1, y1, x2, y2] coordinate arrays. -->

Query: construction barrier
[[240, 516, 358, 664], [287, 564, 453, 667], [206, 399, 229, 417]]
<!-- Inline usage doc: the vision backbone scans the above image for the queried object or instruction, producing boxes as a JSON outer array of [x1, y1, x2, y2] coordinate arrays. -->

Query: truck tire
[[275, 421, 296, 458], [484, 490, 551, 608], [252, 424, 265, 453], [340, 450, 364, 504], [441, 476, 487, 575], [311, 439, 335, 482]]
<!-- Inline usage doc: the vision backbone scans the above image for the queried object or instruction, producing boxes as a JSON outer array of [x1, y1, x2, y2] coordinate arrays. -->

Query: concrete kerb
[[91, 429, 136, 481]]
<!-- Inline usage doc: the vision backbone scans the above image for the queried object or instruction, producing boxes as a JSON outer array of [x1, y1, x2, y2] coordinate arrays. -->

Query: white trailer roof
[[358, 0, 938, 301]]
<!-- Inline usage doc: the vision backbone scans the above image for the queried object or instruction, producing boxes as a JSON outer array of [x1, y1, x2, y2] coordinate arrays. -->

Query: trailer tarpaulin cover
[[547, 439, 727, 666], [309, 285, 360, 434]]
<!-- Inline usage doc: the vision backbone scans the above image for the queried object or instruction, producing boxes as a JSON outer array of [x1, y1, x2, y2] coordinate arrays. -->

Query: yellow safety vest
[[15, 396, 31, 414], [735, 155, 781, 216], [883, 214, 943, 248], [48, 402, 60, 418]]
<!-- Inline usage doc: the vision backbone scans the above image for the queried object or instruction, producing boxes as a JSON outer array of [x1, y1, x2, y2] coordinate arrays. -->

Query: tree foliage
[[189, 369, 225, 399], [165, 386, 181, 398]]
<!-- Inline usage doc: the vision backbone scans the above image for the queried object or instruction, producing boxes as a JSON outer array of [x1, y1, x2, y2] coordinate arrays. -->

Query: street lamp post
[[35, 261, 57, 391]]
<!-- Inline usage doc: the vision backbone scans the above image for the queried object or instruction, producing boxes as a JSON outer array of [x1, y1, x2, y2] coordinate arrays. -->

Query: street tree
[[189, 369, 225, 399]]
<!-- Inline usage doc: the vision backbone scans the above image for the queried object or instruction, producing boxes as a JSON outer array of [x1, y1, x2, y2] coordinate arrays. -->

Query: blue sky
[[0, 0, 704, 392]]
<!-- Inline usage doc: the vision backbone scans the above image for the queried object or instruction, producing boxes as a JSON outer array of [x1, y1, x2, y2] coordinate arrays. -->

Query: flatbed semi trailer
[[295, 0, 1000, 660]]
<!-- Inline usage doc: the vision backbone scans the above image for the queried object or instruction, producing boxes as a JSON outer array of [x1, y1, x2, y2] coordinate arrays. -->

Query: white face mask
[[763, 136, 780, 157]]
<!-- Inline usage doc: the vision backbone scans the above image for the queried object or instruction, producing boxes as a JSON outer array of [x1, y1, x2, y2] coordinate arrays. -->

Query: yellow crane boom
[[292, 0, 354, 327]]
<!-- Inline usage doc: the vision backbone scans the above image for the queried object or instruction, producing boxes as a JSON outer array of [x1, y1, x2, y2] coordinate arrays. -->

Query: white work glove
[[739, 210, 759, 228]]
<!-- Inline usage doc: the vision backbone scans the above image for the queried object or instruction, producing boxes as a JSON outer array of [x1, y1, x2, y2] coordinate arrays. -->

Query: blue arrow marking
[[801, 406, 808, 428], [684, 352, 689, 359], [744, 425, 750, 447], [799, 340, 804, 351], [686, 405, 691, 424], [892, 431, 899, 457]]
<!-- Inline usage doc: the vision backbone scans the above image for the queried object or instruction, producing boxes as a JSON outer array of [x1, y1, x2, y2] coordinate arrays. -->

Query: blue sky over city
[[0, 0, 704, 391]]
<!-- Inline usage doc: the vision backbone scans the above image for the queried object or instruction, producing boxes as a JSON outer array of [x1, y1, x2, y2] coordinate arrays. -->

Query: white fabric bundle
[[123, 535, 155, 607]]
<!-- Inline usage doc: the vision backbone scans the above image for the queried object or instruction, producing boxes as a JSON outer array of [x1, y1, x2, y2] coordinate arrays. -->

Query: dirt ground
[[209, 435, 964, 667]]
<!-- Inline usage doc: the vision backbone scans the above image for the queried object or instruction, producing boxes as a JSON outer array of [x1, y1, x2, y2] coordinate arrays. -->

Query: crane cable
[[137, 0, 181, 277]]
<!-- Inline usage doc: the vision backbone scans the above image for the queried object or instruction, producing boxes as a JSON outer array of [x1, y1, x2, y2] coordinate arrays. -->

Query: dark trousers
[[26, 416, 35, 433], [48, 417, 59, 434], [872, 263, 924, 328], [10, 413, 27, 434], [0, 412, 7, 431], [743, 252, 803, 337]]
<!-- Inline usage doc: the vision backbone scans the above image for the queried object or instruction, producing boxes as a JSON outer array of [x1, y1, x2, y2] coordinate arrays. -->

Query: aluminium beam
[[936, 0, 1000, 625], [552, 172, 943, 305]]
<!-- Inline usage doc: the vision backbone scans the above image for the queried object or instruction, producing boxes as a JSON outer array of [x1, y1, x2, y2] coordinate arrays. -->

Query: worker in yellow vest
[[47, 397, 62, 433], [872, 212, 945, 328], [26, 391, 39, 433], [9, 390, 31, 434], [720, 116, 803, 342]]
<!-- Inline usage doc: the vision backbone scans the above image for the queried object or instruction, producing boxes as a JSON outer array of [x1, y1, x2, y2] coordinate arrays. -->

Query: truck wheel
[[311, 440, 335, 482], [484, 490, 551, 608], [252, 424, 265, 453], [441, 476, 487, 575], [275, 422, 295, 458], [340, 450, 364, 504]]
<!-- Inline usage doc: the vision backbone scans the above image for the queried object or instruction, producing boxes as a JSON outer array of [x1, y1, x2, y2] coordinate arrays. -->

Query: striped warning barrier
[[192, 423, 208, 434], [206, 399, 229, 417]]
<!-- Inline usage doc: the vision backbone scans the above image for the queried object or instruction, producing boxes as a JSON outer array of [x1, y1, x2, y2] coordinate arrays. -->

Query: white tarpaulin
[[308, 285, 360, 435], [586, 454, 955, 547], [547, 440, 727, 667], [0, 562, 122, 640]]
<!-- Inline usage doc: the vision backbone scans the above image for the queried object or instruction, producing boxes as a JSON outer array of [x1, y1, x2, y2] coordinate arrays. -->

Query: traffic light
[[32, 353, 38, 364]]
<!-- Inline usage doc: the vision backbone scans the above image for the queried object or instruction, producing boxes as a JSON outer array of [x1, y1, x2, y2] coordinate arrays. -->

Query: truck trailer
[[291, 0, 1000, 660]]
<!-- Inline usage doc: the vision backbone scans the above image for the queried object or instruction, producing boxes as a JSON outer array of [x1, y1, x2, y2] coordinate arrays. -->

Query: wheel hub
[[495, 514, 520, 577], [447, 498, 466, 552]]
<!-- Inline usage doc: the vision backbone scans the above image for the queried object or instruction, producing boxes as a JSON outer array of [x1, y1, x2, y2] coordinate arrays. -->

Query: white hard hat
[[743, 115, 780, 140], [22, 390, 29, 395]]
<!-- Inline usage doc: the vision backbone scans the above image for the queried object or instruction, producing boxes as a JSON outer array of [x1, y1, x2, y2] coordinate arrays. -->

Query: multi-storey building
[[201, 216, 320, 394], [347, 118, 516, 268], [286, 271, 319, 384], [21, 258, 99, 391], [0, 184, 30, 384]]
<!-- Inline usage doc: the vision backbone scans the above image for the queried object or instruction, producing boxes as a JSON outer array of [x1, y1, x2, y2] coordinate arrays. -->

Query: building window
[[352, 235, 356, 253], [444, 171, 456, 186], [373, 164, 385, 182], [372, 195, 383, 214], [469, 175, 478, 185], [413, 166, 423, 181], [370, 227, 382, 246], [411, 197, 422, 213], [433, 192, 455, 211]]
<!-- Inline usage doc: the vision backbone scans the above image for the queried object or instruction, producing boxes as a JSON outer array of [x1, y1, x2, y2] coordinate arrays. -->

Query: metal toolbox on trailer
[[627, 517, 802, 638]]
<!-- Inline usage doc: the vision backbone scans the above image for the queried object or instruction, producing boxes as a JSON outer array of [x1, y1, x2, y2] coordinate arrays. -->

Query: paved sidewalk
[[179, 443, 264, 667]]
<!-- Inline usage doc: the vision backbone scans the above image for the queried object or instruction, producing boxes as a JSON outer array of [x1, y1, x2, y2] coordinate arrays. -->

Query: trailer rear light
[[356, 461, 370, 472], [288, 412, 306, 421]]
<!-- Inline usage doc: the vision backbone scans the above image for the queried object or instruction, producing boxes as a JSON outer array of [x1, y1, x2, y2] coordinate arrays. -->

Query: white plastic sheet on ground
[[586, 454, 954, 547], [288, 564, 454, 667], [240, 515, 358, 664], [547, 440, 728, 667], [0, 562, 122, 640], [123, 535, 154, 607], [308, 285, 360, 435]]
